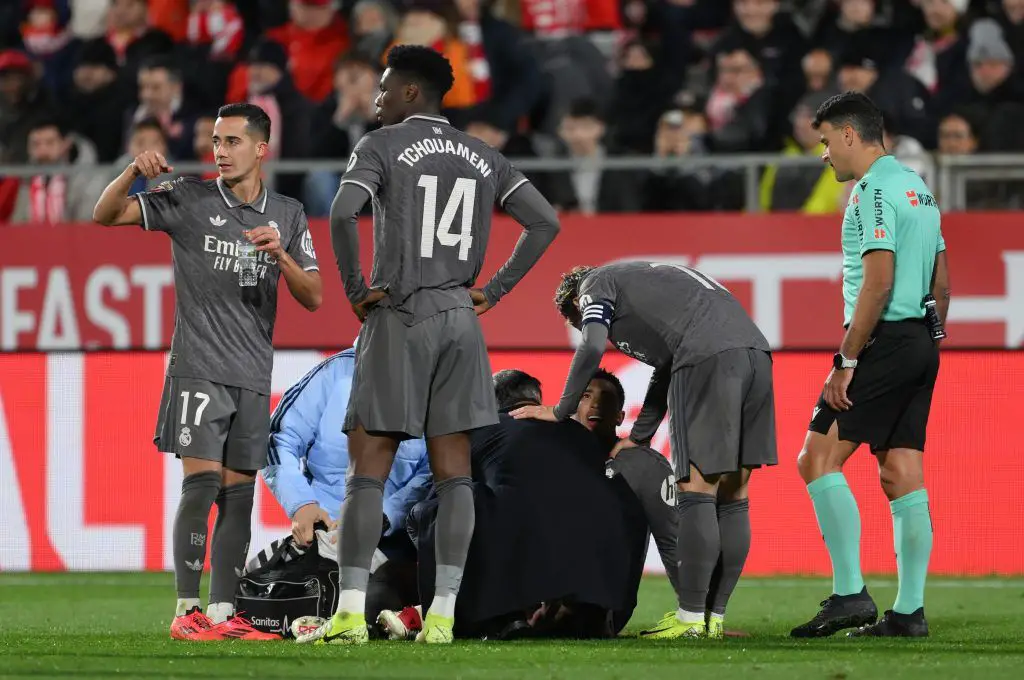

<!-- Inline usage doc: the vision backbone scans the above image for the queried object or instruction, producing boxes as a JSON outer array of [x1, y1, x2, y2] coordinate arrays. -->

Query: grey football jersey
[[579, 261, 769, 369], [339, 114, 529, 324], [137, 177, 319, 394]]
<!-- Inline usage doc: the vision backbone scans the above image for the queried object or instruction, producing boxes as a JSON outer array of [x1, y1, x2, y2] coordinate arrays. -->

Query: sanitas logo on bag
[[250, 616, 280, 629]]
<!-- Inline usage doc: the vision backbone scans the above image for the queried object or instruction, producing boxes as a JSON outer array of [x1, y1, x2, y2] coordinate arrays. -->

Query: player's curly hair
[[592, 368, 625, 411], [554, 265, 595, 320], [385, 44, 455, 104]]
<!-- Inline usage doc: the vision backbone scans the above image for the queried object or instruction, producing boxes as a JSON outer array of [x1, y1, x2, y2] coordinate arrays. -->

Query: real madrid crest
[[179, 426, 192, 447]]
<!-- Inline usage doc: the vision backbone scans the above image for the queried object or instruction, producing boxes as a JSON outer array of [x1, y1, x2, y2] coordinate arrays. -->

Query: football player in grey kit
[[512, 261, 778, 639], [297, 45, 559, 646], [93, 103, 322, 641]]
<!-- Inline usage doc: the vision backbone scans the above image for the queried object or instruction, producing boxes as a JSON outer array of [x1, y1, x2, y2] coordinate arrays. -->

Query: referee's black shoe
[[790, 587, 878, 638], [847, 608, 929, 638]]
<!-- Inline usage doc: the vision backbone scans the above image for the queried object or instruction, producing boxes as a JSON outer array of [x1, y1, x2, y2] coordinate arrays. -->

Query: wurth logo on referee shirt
[[906, 190, 937, 208]]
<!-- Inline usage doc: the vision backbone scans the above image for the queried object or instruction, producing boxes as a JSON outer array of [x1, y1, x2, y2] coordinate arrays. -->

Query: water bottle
[[237, 240, 258, 287]]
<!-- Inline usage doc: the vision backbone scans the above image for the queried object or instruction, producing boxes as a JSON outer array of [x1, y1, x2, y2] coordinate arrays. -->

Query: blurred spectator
[[246, 38, 311, 200], [114, 117, 172, 194], [20, 0, 80, 101], [936, 107, 1023, 208], [452, 0, 543, 133], [883, 113, 933, 186], [128, 54, 196, 161], [10, 116, 107, 223], [182, 0, 244, 109], [518, 0, 622, 37], [105, 0, 173, 66], [69, 0, 107, 39], [905, 0, 972, 119], [551, 98, 642, 213], [937, 109, 980, 154], [267, 0, 350, 102], [711, 0, 808, 120], [192, 113, 219, 179], [390, 1, 480, 113], [305, 51, 380, 215], [802, 48, 836, 96], [465, 109, 565, 205], [68, 38, 129, 162], [607, 38, 673, 154], [759, 91, 845, 214], [815, 0, 912, 66], [0, 50, 54, 164], [149, 0, 190, 42], [837, 43, 933, 147], [643, 108, 716, 212], [186, 0, 244, 61], [351, 0, 398, 62], [705, 47, 773, 152], [962, 18, 1024, 150], [994, 0, 1024, 65]]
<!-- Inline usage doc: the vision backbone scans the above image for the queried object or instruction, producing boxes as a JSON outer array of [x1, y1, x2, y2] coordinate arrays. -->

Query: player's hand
[[610, 438, 639, 459], [352, 289, 387, 322], [245, 226, 283, 259], [132, 150, 173, 179], [469, 289, 493, 316], [291, 504, 332, 546], [823, 368, 854, 411], [510, 404, 558, 422]]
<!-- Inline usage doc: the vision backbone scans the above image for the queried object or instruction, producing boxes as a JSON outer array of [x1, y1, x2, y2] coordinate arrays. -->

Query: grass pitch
[[1, 573, 1022, 679]]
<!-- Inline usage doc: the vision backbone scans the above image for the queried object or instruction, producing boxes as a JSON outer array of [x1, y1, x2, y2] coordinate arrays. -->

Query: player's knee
[[877, 448, 925, 501], [718, 470, 750, 503], [796, 447, 830, 485]]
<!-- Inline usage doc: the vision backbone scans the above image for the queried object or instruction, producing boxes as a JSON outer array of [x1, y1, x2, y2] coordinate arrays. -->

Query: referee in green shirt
[[790, 92, 950, 639]]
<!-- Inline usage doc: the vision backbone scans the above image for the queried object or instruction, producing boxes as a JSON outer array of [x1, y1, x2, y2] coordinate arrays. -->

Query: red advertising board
[[1, 349, 1022, 575], [2, 214, 1023, 351]]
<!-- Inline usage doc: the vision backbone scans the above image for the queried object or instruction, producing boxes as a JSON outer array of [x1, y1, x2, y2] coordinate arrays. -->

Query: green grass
[[1, 573, 1023, 679]]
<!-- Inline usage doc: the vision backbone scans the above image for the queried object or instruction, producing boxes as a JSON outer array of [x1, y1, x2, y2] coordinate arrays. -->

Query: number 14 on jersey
[[418, 174, 476, 262]]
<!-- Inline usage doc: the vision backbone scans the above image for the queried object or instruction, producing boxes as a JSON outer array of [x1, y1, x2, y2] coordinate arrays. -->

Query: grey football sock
[[338, 475, 385, 593], [433, 476, 475, 597], [173, 471, 221, 599], [676, 491, 720, 613], [208, 480, 255, 606], [707, 499, 751, 616]]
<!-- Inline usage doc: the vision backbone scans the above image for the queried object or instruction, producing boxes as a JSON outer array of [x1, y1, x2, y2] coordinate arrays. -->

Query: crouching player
[[513, 262, 778, 639], [264, 347, 432, 631]]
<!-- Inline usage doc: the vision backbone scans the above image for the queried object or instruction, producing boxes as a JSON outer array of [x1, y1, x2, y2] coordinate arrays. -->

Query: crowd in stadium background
[[1, 0, 1023, 222]]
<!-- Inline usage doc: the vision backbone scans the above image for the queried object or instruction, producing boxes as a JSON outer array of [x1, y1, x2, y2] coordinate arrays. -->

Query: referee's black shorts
[[809, 320, 939, 453]]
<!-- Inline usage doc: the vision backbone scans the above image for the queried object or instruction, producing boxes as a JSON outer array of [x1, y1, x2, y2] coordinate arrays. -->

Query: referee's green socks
[[807, 473, 864, 596], [891, 488, 932, 614]]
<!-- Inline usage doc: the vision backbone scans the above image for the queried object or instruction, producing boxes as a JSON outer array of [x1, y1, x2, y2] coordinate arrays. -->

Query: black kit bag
[[235, 522, 339, 638]]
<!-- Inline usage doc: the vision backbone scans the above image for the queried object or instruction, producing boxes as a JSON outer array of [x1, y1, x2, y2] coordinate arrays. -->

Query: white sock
[[429, 593, 457, 619], [175, 598, 201, 617], [337, 589, 366, 616], [708, 612, 724, 624], [676, 608, 705, 625], [206, 601, 234, 624]]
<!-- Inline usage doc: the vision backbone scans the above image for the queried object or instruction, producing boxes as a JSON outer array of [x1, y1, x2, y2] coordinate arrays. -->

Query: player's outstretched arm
[[329, 183, 372, 306], [629, 365, 671, 445], [512, 322, 608, 423], [93, 151, 171, 226], [477, 182, 560, 310]]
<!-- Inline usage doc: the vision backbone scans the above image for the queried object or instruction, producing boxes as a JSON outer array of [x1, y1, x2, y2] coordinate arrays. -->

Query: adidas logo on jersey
[[209, 215, 226, 226]]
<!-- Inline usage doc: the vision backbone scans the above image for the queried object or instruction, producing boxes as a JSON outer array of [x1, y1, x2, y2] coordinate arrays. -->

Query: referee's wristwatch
[[833, 352, 858, 370]]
